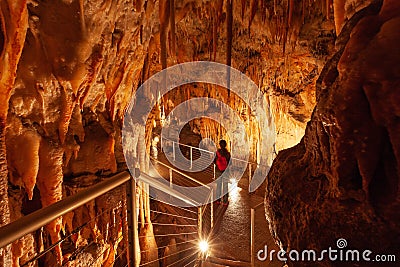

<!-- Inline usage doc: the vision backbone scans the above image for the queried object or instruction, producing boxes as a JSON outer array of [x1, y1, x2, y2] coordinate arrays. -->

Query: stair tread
[[203, 256, 251, 267]]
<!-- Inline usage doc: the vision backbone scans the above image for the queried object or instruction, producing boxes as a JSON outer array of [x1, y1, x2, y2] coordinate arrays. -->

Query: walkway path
[[153, 145, 284, 267], [208, 178, 283, 267]]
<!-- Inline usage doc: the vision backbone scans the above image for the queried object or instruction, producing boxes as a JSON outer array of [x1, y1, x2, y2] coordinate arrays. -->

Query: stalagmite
[[139, 183, 145, 228], [139, 222, 158, 267], [162, 238, 178, 266], [135, 184, 141, 267]]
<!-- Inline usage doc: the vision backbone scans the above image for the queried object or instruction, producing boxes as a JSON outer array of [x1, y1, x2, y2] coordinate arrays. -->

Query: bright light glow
[[199, 240, 209, 253], [153, 136, 160, 143], [228, 179, 241, 202]]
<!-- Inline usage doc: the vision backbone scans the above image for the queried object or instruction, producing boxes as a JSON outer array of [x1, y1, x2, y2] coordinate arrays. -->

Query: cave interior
[[0, 0, 399, 266]]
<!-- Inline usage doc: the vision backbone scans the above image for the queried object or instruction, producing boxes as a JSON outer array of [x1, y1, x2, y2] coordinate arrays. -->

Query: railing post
[[213, 164, 216, 180], [172, 141, 176, 161], [198, 207, 203, 239], [210, 189, 214, 229], [127, 175, 138, 267], [251, 207, 255, 267], [169, 168, 173, 188], [249, 163, 252, 184], [190, 146, 193, 169]]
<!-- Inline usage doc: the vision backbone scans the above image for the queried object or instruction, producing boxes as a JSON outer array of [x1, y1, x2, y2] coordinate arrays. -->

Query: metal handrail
[[139, 171, 201, 206], [0, 169, 204, 250], [162, 137, 215, 154], [0, 162, 217, 267], [0, 171, 131, 249], [150, 156, 210, 188], [161, 136, 267, 168]]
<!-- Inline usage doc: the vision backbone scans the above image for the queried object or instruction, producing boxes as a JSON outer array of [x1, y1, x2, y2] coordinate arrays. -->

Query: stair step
[[201, 261, 229, 267], [202, 256, 251, 267]]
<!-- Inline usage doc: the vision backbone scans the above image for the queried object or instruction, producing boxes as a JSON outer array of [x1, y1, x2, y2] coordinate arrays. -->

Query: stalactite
[[283, 0, 290, 54], [212, 14, 217, 61], [105, 55, 126, 120], [78, 50, 103, 109], [135, 0, 143, 12], [275, 13, 280, 42], [261, 0, 267, 22], [159, 0, 170, 70], [249, 0, 258, 34], [227, 0, 233, 97], [79, 0, 86, 34], [216, 0, 223, 18], [36, 141, 64, 264], [0, 1, 28, 265], [169, 0, 176, 58], [241, 0, 246, 21], [58, 85, 75, 145], [326, 0, 330, 20], [212, 0, 224, 61], [6, 123, 41, 201], [105, 64, 125, 101], [288, 0, 294, 26], [141, 53, 149, 85], [334, 0, 346, 35]]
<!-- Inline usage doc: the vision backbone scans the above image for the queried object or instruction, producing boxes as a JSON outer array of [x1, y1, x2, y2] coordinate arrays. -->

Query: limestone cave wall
[[265, 0, 400, 266]]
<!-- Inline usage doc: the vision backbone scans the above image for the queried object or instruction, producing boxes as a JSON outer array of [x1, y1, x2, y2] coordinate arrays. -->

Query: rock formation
[[266, 0, 400, 265]]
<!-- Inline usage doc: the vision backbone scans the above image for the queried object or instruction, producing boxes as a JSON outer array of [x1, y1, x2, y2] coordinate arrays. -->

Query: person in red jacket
[[214, 140, 231, 205]]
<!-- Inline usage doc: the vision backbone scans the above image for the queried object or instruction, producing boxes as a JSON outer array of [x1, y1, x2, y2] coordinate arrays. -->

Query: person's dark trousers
[[216, 169, 229, 203]]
